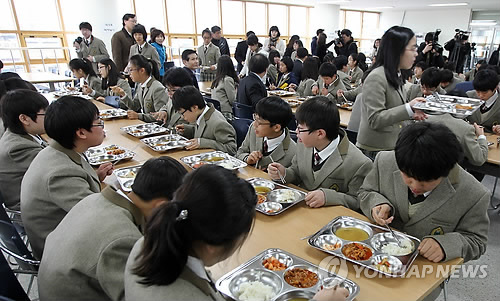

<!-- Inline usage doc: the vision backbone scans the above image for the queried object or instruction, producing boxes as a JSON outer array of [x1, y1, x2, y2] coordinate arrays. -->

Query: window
[[135, 0, 166, 33], [269, 4, 287, 37], [246, 2, 267, 36], [340, 10, 380, 54], [221, 0, 243, 35], [24, 36, 65, 61], [289, 7, 307, 38], [344, 11, 362, 38], [0, 0, 16, 30], [0, 34, 22, 64], [167, 0, 194, 34], [195, 0, 220, 34], [14, 0, 61, 31]]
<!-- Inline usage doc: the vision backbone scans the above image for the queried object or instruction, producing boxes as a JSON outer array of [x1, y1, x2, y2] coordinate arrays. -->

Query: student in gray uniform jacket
[[74, 22, 109, 74], [198, 28, 221, 82], [236, 96, 296, 170], [269, 97, 372, 211], [359, 122, 489, 266], [125, 165, 349, 301], [334, 55, 353, 90], [291, 56, 319, 97], [38, 157, 187, 301], [405, 67, 446, 102], [348, 53, 365, 87], [152, 68, 190, 128], [69, 58, 104, 98], [311, 62, 346, 103], [211, 55, 239, 119], [0, 90, 48, 210], [466, 68, 500, 132], [439, 68, 464, 94], [129, 24, 161, 71], [174, 86, 237, 155], [20, 96, 114, 259], [93, 58, 132, 102], [115, 55, 167, 122]]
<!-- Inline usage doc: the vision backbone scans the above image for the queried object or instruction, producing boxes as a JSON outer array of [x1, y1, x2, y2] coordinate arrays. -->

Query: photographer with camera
[[416, 31, 444, 68], [444, 29, 471, 74], [334, 29, 358, 57]]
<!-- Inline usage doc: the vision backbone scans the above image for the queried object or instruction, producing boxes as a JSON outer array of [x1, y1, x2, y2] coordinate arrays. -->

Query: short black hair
[[280, 56, 294, 73], [172, 86, 206, 111], [249, 53, 269, 74], [296, 47, 308, 59], [401, 69, 413, 81], [132, 24, 147, 42], [414, 61, 428, 71], [268, 50, 280, 65], [424, 32, 434, 43], [440, 69, 454, 83], [0, 77, 36, 98], [395, 122, 462, 181], [255, 96, 293, 130], [202, 28, 211, 37], [122, 13, 136, 27], [295, 96, 340, 141], [246, 34, 259, 46], [129, 54, 160, 80], [316, 29, 324, 36], [443, 62, 456, 72], [323, 53, 335, 64], [246, 31, 255, 38], [301, 57, 319, 81], [1, 89, 48, 135], [150, 29, 165, 43], [69, 58, 97, 78], [473, 69, 500, 92], [44, 96, 99, 149], [420, 67, 441, 88], [334, 55, 348, 71], [132, 156, 187, 202], [341, 29, 352, 37], [79, 22, 92, 32], [181, 49, 197, 62], [211, 26, 221, 33], [319, 62, 337, 77], [269, 26, 280, 38], [164, 67, 193, 88]]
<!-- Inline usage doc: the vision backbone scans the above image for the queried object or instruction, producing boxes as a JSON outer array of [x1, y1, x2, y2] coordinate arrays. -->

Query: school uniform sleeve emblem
[[146, 102, 152, 110], [329, 183, 340, 192], [430, 226, 444, 236]]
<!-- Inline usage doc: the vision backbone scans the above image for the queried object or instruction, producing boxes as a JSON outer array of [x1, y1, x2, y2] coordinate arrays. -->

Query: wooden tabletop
[[91, 100, 463, 301], [199, 81, 212, 95], [19, 72, 74, 84], [485, 133, 500, 165]]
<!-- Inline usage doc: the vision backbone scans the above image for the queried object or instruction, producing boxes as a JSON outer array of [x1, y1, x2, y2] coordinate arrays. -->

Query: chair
[[231, 118, 253, 148], [233, 102, 253, 120], [455, 81, 474, 93], [204, 97, 221, 112], [165, 61, 175, 70], [0, 192, 25, 238], [0, 252, 30, 301], [287, 114, 298, 142]]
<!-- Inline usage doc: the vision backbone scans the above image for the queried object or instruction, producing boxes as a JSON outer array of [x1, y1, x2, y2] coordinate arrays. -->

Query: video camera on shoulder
[[431, 29, 443, 53], [454, 29, 470, 41], [334, 30, 343, 46]]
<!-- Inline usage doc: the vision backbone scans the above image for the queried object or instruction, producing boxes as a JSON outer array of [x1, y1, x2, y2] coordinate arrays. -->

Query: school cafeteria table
[[92, 100, 462, 301], [199, 81, 212, 95], [20, 72, 74, 92]]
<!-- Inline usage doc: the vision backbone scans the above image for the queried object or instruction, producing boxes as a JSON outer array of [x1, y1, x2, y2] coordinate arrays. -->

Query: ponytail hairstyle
[[68, 58, 97, 78], [351, 53, 368, 72], [132, 165, 257, 286], [99, 58, 122, 90], [129, 54, 160, 81]]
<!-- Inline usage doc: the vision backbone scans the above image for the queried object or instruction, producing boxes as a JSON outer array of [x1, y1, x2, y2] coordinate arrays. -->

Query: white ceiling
[[314, 0, 500, 11]]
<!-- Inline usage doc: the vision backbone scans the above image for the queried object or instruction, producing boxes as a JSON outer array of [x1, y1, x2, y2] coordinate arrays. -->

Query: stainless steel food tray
[[120, 123, 167, 138], [141, 134, 189, 152], [180, 151, 247, 170], [413, 95, 483, 118], [248, 178, 306, 216], [216, 248, 359, 301], [84, 144, 135, 166], [113, 164, 142, 192], [337, 102, 353, 111], [307, 216, 420, 277], [268, 90, 296, 97], [284, 99, 303, 108], [99, 108, 128, 120]]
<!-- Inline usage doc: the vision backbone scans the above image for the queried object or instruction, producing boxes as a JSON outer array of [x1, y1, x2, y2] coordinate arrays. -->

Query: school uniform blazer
[[182, 104, 237, 155], [124, 237, 226, 301], [292, 59, 303, 81], [0, 129, 45, 210], [236, 125, 296, 168], [313, 76, 347, 103], [337, 71, 352, 91], [158, 95, 188, 128], [212, 76, 237, 114], [38, 186, 144, 301], [343, 84, 362, 102], [349, 66, 363, 85], [266, 64, 278, 86], [236, 72, 268, 110], [443, 76, 464, 94], [103, 77, 132, 102], [276, 72, 298, 89], [296, 78, 316, 97], [359, 151, 490, 262], [129, 43, 161, 71], [284, 130, 372, 210], [405, 84, 446, 102], [87, 75, 105, 98], [111, 28, 135, 71], [357, 66, 411, 151], [121, 78, 167, 122], [77, 36, 110, 74], [20, 141, 101, 259], [466, 92, 500, 130], [427, 114, 488, 166], [197, 43, 221, 75]]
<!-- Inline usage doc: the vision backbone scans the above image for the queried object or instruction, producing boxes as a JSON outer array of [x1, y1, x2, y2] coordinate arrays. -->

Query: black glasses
[[295, 126, 314, 134], [252, 113, 271, 126], [36, 113, 46, 116], [92, 120, 105, 128], [178, 109, 188, 117]]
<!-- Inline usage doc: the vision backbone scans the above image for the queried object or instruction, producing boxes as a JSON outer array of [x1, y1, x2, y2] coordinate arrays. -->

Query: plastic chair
[[0, 192, 25, 237], [455, 81, 474, 93], [231, 118, 253, 148], [233, 102, 253, 120], [204, 97, 221, 112], [0, 252, 30, 301]]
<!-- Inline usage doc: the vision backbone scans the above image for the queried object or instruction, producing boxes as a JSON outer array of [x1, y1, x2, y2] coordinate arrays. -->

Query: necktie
[[263, 140, 268, 155], [204, 46, 208, 54], [480, 103, 488, 114], [314, 152, 321, 166], [138, 45, 143, 53]]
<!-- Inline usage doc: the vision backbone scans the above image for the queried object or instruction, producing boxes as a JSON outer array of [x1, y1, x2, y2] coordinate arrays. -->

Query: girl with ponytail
[[68, 58, 104, 97], [112, 54, 167, 122]]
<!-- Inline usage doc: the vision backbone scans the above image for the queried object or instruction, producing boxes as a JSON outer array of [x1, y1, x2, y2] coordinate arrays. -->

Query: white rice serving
[[381, 240, 413, 256], [238, 281, 275, 301]]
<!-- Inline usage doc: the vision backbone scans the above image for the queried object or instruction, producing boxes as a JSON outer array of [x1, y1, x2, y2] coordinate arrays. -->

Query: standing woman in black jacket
[[316, 33, 335, 63]]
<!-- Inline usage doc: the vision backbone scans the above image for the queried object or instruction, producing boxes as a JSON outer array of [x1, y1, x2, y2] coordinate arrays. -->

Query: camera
[[431, 29, 443, 53], [454, 29, 470, 41], [334, 30, 343, 46], [74, 37, 83, 44]]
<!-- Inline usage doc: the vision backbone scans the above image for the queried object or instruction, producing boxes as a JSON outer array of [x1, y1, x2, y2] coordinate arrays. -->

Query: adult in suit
[[181, 49, 200, 90], [235, 31, 254, 73], [0, 90, 48, 210], [116, 55, 167, 123], [292, 47, 307, 81], [466, 68, 500, 131], [357, 26, 427, 159], [111, 13, 137, 72], [38, 157, 187, 301], [74, 22, 109, 74], [69, 58, 105, 97], [198, 28, 221, 82], [174, 86, 237, 155], [359, 122, 489, 266], [269, 97, 372, 211], [20, 96, 113, 259], [236, 53, 268, 110], [129, 24, 161, 71], [210, 26, 230, 56]]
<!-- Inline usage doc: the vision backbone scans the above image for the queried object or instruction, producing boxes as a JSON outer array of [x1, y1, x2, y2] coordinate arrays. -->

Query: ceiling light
[[470, 21, 497, 26], [428, 3, 468, 7]]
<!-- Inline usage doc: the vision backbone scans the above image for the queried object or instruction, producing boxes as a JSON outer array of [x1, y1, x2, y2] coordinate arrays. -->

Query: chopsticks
[[269, 156, 286, 184], [384, 223, 404, 248]]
